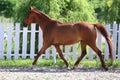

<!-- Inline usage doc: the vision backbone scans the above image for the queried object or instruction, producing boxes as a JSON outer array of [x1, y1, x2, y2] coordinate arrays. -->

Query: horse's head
[[23, 7, 36, 27]]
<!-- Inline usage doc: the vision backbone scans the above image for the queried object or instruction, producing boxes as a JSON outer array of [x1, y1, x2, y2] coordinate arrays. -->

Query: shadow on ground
[[0, 66, 120, 73]]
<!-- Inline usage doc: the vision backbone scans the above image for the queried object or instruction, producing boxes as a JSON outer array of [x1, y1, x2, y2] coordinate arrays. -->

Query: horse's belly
[[53, 37, 81, 45], [52, 27, 82, 45]]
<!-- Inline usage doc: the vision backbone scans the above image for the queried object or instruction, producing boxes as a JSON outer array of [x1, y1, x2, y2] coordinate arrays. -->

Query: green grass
[[0, 59, 120, 68]]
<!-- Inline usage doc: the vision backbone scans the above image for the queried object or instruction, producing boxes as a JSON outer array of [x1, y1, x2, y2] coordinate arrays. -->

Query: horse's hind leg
[[54, 45, 69, 69], [88, 43, 108, 70], [73, 41, 87, 68]]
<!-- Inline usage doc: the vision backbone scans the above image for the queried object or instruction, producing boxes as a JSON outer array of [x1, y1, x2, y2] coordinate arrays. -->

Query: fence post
[[14, 23, 20, 59], [112, 21, 117, 60], [38, 27, 43, 59], [72, 43, 77, 61], [118, 24, 120, 60], [65, 45, 69, 60], [22, 27, 27, 59], [104, 24, 110, 60], [88, 47, 94, 60], [0, 23, 4, 59], [52, 45, 56, 64], [45, 48, 50, 59], [96, 29, 102, 60], [30, 23, 36, 59], [7, 23, 13, 59]]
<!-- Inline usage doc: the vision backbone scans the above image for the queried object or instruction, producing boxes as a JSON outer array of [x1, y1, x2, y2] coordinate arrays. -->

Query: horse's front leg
[[32, 43, 51, 65], [54, 45, 70, 69]]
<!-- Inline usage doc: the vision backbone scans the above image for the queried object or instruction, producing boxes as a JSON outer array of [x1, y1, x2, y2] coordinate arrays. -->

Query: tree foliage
[[1, 0, 120, 23], [14, 0, 97, 23], [89, 0, 120, 23], [102, 0, 120, 23], [0, 0, 14, 18], [64, 0, 97, 22]]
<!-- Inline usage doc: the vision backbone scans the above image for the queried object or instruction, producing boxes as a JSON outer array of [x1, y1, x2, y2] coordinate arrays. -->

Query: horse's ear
[[30, 6, 34, 11]]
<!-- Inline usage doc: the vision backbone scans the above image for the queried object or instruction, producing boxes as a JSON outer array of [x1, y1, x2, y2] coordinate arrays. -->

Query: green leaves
[[90, 0, 120, 23], [0, 0, 14, 18], [13, 0, 97, 23], [2, 0, 120, 23]]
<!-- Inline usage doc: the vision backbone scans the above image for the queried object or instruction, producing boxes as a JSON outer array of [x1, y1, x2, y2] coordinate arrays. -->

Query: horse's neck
[[35, 11, 63, 31], [35, 12, 52, 31]]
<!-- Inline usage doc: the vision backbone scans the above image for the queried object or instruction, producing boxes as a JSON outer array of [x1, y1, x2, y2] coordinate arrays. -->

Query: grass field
[[0, 59, 120, 68]]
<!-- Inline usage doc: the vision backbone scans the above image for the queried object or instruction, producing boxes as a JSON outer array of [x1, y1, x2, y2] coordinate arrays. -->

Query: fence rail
[[0, 22, 120, 63]]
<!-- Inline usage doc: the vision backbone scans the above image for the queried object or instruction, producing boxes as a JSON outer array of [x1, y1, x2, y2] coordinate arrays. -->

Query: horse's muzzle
[[23, 22, 27, 27]]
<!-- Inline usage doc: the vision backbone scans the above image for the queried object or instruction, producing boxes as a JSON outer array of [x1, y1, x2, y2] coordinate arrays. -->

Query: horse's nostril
[[23, 22, 27, 27]]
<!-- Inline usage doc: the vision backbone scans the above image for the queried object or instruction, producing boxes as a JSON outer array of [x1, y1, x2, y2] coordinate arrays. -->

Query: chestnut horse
[[23, 7, 113, 70]]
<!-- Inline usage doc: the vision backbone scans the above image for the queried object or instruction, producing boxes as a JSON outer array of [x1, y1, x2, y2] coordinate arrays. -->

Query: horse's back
[[51, 22, 97, 45]]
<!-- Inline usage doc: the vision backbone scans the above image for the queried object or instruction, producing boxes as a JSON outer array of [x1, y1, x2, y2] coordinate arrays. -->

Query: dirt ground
[[0, 66, 120, 80]]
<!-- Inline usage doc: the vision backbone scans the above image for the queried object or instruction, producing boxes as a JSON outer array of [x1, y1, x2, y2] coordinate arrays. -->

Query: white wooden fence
[[0, 22, 120, 63]]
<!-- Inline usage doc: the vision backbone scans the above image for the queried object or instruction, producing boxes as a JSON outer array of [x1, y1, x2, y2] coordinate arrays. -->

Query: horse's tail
[[93, 23, 113, 61]]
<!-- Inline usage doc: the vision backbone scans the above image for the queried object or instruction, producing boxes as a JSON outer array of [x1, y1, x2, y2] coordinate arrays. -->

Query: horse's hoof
[[30, 65, 37, 69], [67, 66, 71, 70], [32, 62, 36, 65], [104, 66, 108, 71], [73, 65, 78, 69], [66, 65, 71, 70], [103, 65, 108, 71]]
